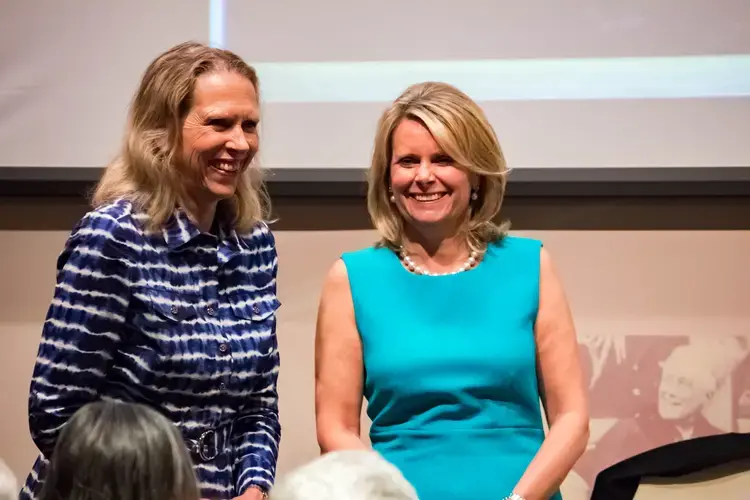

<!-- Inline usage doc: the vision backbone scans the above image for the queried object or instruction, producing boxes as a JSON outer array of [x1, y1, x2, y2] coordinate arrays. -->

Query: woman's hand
[[233, 486, 266, 500]]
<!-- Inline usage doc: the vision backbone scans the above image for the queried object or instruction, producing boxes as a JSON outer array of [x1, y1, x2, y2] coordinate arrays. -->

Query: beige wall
[[1, 196, 749, 499]]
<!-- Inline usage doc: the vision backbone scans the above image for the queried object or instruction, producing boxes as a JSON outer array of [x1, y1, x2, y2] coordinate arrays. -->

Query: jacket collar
[[162, 206, 246, 255]]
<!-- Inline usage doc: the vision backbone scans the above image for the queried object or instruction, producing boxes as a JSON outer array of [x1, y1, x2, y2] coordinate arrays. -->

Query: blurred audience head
[[38, 400, 199, 500], [0, 459, 17, 500], [269, 450, 418, 500]]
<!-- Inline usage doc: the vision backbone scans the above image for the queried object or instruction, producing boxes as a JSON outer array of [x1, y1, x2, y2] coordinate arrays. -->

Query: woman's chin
[[204, 179, 238, 200], [203, 166, 242, 196], [406, 212, 455, 229]]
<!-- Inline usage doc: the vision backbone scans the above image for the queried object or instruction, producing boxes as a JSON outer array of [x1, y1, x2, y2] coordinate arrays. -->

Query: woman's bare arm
[[512, 247, 590, 500], [314, 259, 369, 453]]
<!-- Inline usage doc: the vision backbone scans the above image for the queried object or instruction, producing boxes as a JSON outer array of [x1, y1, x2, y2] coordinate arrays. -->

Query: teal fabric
[[341, 236, 562, 500]]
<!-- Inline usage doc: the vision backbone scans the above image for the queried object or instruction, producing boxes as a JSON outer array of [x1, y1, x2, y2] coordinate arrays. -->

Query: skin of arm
[[314, 259, 369, 453], [512, 247, 591, 500]]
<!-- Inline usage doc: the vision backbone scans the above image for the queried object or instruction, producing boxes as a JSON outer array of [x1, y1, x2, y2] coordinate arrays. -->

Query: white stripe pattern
[[22, 199, 282, 500]]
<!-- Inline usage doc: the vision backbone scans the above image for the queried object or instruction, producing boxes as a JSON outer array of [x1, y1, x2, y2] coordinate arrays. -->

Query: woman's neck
[[180, 196, 217, 234], [400, 229, 474, 273]]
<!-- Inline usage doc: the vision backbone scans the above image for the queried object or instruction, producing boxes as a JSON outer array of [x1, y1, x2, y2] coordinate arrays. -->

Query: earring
[[389, 195, 395, 202], [470, 190, 478, 201]]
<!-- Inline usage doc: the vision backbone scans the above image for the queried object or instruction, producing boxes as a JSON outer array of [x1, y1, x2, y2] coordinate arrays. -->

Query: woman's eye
[[209, 119, 230, 130]]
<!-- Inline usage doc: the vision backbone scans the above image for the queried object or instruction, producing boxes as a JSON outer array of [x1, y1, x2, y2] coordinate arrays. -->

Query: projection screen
[[0, 0, 749, 190]]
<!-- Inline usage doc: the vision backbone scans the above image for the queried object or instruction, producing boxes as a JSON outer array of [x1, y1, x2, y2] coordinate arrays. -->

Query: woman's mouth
[[209, 159, 241, 175], [409, 192, 447, 202]]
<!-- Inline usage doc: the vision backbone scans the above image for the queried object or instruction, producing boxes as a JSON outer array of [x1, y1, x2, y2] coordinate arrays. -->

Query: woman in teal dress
[[314, 82, 589, 500]]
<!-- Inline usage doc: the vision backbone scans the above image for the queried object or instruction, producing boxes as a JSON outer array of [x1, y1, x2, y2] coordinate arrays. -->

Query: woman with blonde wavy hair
[[22, 41, 281, 500], [315, 82, 589, 500]]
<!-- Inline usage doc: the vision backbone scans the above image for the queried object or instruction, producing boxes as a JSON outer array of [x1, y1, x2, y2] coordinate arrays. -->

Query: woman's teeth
[[212, 161, 239, 173], [411, 193, 446, 202]]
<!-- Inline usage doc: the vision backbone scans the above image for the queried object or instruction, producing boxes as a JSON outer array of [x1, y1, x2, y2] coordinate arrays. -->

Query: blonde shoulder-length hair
[[92, 41, 270, 232], [367, 81, 510, 252]]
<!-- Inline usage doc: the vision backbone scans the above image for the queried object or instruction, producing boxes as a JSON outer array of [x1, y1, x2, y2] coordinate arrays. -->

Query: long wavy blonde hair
[[367, 81, 510, 252], [92, 41, 270, 232]]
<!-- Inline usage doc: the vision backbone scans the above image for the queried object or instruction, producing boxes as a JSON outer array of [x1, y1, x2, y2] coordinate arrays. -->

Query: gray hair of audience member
[[38, 400, 199, 500], [0, 459, 17, 500], [268, 450, 419, 500]]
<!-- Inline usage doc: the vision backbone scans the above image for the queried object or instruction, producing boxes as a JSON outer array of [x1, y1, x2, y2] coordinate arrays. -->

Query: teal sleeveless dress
[[341, 236, 562, 500]]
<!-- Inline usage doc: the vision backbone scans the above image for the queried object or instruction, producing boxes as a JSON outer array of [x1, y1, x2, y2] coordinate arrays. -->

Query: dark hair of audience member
[[38, 400, 199, 500]]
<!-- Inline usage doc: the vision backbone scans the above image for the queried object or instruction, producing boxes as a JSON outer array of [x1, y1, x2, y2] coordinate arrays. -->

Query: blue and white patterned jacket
[[21, 199, 281, 499]]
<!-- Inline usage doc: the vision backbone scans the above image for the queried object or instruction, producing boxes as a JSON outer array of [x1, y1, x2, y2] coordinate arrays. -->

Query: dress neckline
[[384, 244, 491, 279]]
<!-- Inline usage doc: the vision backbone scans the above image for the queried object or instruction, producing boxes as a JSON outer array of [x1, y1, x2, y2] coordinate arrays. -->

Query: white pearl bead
[[399, 247, 480, 276]]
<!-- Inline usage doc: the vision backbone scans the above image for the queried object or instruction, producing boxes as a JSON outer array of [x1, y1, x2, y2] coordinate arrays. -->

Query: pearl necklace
[[399, 247, 479, 276]]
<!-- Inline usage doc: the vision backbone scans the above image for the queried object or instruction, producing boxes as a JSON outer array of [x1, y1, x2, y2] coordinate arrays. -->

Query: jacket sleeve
[[233, 230, 282, 495], [28, 213, 134, 456], [232, 370, 281, 495]]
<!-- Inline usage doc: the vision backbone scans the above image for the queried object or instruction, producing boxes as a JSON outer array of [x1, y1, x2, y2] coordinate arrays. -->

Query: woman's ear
[[469, 171, 481, 191], [469, 175, 482, 204], [471, 173, 482, 194]]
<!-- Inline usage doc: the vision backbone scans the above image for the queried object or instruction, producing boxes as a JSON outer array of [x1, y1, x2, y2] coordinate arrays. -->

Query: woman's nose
[[226, 126, 250, 152], [414, 161, 434, 182]]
